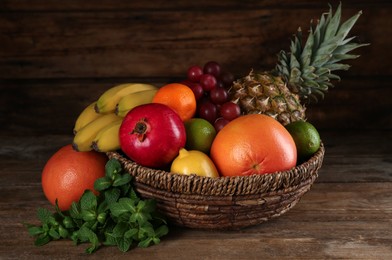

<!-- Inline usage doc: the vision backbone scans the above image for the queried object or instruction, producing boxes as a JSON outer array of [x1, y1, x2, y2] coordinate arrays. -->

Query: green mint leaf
[[97, 200, 109, 214], [80, 190, 97, 211], [82, 220, 98, 232], [152, 237, 161, 245], [94, 176, 112, 191], [71, 231, 80, 245], [34, 234, 51, 246], [142, 199, 156, 213], [27, 225, 44, 236], [104, 188, 121, 205], [110, 204, 128, 219], [132, 200, 153, 225], [49, 228, 60, 240], [77, 226, 100, 254], [131, 212, 150, 225], [37, 208, 53, 224], [113, 174, 132, 187], [62, 216, 75, 229], [129, 187, 140, 202], [97, 212, 107, 224], [110, 198, 135, 218], [136, 200, 147, 212], [138, 237, 153, 248], [138, 222, 155, 239], [81, 210, 97, 222], [86, 245, 98, 254], [58, 225, 69, 238], [124, 228, 138, 239], [119, 198, 137, 212], [103, 232, 117, 246], [54, 200, 66, 217], [155, 225, 169, 238], [69, 202, 82, 219], [120, 183, 131, 197], [105, 158, 122, 179], [42, 223, 49, 232], [116, 237, 133, 252], [48, 217, 59, 227], [112, 221, 129, 238]]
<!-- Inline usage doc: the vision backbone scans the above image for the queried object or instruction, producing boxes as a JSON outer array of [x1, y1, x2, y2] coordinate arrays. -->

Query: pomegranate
[[119, 103, 186, 168]]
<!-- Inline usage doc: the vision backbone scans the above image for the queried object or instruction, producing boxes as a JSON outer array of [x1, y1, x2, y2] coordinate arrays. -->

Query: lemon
[[170, 148, 219, 178], [285, 120, 321, 161], [184, 118, 216, 154]]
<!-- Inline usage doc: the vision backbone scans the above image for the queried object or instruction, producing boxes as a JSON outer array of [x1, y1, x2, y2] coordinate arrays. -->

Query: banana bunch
[[72, 83, 158, 152]]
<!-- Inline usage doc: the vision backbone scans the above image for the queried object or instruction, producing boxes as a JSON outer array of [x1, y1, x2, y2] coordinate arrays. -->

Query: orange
[[210, 114, 297, 177], [152, 83, 196, 121], [41, 144, 107, 211]]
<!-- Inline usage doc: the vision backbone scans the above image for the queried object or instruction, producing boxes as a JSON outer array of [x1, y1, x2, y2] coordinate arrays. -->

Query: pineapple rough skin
[[230, 71, 306, 126]]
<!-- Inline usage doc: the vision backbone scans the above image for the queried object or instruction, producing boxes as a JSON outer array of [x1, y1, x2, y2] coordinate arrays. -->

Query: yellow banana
[[115, 89, 158, 117], [95, 83, 157, 114], [72, 113, 121, 152], [73, 102, 102, 135], [92, 119, 122, 152]]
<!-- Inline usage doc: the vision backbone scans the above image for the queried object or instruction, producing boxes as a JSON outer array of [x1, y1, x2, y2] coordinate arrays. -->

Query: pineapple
[[230, 3, 369, 125]]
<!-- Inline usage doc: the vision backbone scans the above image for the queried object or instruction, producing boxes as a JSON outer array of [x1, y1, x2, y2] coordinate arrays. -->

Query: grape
[[214, 117, 230, 132], [189, 83, 204, 100], [200, 74, 217, 92], [210, 87, 229, 105], [187, 65, 204, 82], [220, 71, 235, 87], [220, 102, 241, 121], [198, 101, 218, 124], [203, 61, 221, 77], [216, 79, 225, 88]]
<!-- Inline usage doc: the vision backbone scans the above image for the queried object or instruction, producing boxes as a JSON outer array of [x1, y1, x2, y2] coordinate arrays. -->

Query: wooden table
[[1, 130, 391, 259]]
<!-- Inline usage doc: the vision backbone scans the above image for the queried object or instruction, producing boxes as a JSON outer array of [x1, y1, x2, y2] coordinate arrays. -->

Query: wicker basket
[[107, 143, 324, 230]]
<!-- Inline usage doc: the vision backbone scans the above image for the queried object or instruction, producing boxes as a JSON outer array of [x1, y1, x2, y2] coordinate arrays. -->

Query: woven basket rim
[[107, 142, 324, 197]]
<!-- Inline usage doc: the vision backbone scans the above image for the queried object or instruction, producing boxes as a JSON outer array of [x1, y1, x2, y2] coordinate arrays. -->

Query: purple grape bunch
[[182, 61, 241, 132]]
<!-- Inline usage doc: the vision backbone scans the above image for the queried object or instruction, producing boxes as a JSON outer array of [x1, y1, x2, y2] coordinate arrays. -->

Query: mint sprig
[[26, 158, 168, 254]]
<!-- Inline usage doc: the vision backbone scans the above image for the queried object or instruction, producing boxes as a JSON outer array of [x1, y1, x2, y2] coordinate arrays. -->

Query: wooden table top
[[1, 130, 391, 259]]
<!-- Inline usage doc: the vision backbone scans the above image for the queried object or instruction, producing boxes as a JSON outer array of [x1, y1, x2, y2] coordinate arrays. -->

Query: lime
[[184, 118, 216, 154], [285, 120, 321, 161]]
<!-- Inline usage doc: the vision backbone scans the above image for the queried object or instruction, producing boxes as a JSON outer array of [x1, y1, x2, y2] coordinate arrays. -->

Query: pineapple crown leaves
[[275, 3, 369, 103]]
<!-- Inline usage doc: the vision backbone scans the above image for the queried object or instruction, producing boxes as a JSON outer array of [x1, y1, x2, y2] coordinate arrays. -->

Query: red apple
[[119, 103, 186, 168]]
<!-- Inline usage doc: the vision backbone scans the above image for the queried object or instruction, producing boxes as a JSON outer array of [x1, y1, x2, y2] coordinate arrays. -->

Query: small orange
[[41, 144, 107, 211], [210, 114, 297, 177], [152, 83, 196, 121]]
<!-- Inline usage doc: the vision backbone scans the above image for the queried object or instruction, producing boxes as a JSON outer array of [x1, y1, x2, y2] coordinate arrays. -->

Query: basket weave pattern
[[107, 143, 324, 229]]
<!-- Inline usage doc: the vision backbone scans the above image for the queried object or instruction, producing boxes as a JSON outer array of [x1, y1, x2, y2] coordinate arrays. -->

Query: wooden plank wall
[[0, 0, 391, 135]]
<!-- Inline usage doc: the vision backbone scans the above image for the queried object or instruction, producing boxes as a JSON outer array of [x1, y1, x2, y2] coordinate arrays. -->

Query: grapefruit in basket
[[210, 114, 297, 176]]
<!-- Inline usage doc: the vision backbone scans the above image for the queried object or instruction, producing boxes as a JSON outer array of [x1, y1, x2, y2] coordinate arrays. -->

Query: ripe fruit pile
[[72, 83, 158, 152], [68, 2, 366, 185], [116, 67, 299, 176], [30, 3, 367, 254]]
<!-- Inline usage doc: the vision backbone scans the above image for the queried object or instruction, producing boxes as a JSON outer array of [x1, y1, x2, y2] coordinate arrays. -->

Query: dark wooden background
[[1, 1, 392, 258], [1, 0, 391, 136]]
